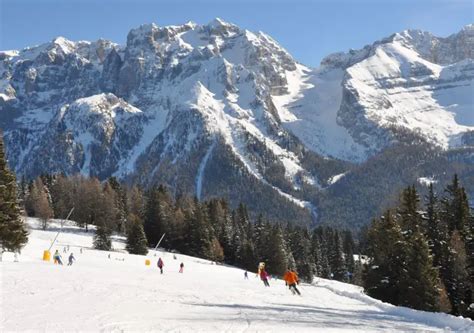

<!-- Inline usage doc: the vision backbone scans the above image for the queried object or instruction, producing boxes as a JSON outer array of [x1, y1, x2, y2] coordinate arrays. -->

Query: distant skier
[[157, 257, 164, 274], [80, 248, 83, 254], [244, 271, 248, 279], [260, 268, 270, 287], [68, 253, 75, 266], [179, 262, 184, 273], [283, 268, 301, 296], [63, 247, 67, 253], [53, 250, 63, 265]]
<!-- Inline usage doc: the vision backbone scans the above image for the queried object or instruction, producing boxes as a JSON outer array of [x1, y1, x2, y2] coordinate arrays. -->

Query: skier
[[80, 248, 83, 254], [260, 268, 270, 287], [53, 250, 63, 265], [157, 257, 164, 274], [179, 262, 184, 273], [68, 253, 75, 266], [244, 271, 248, 279], [283, 268, 301, 296]]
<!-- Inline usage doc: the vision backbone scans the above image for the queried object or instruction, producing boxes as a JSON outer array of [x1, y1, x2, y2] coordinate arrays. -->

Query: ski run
[[1, 218, 472, 332]]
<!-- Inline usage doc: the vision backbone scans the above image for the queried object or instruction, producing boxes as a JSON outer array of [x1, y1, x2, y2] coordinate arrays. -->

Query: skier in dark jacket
[[68, 253, 75, 266], [157, 257, 164, 274]]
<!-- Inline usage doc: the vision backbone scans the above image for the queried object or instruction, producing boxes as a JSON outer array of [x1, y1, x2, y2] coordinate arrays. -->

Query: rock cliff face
[[1, 19, 472, 227]]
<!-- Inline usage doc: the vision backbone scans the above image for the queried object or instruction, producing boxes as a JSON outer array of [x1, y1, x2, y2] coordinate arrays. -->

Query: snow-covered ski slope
[[1, 219, 472, 332]]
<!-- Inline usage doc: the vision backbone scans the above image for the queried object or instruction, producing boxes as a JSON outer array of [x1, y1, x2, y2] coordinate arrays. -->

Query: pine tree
[[399, 185, 422, 234], [0, 133, 28, 253], [399, 230, 441, 312], [438, 176, 473, 317], [424, 183, 448, 269], [442, 174, 470, 234], [311, 232, 323, 277], [364, 212, 406, 305], [125, 214, 148, 255], [252, 214, 266, 261], [264, 225, 289, 276], [108, 177, 128, 233], [288, 226, 315, 283], [93, 223, 112, 251], [143, 186, 164, 247], [444, 231, 470, 316], [329, 230, 347, 281], [343, 230, 355, 277], [312, 227, 331, 278], [183, 198, 212, 259], [466, 214, 474, 319]]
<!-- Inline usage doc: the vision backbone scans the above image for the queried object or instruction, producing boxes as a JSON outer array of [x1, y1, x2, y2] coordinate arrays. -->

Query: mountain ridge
[[1, 19, 472, 228]]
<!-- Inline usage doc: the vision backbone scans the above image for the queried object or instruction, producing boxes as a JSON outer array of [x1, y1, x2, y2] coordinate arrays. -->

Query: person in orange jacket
[[283, 268, 301, 295]]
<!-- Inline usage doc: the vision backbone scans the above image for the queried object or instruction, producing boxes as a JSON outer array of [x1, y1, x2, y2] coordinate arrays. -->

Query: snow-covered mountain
[[1, 20, 473, 226], [2, 218, 472, 332]]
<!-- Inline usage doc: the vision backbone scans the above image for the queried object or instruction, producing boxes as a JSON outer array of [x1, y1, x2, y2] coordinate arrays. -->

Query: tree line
[[363, 175, 473, 318], [18, 173, 358, 282]]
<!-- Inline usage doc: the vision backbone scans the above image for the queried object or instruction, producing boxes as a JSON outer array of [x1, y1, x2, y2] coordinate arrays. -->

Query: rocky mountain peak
[[0, 21, 472, 227]]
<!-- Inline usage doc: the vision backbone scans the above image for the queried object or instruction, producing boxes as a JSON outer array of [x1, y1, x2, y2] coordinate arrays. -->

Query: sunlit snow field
[[1, 219, 472, 332]]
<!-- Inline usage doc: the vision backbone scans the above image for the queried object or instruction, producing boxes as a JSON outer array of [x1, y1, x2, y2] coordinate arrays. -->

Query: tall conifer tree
[[0, 133, 28, 253]]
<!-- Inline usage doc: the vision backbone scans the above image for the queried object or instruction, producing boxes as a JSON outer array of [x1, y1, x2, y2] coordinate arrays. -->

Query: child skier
[[260, 268, 270, 287], [53, 250, 63, 265], [68, 253, 75, 266], [157, 257, 164, 274], [283, 268, 301, 295], [179, 262, 184, 273]]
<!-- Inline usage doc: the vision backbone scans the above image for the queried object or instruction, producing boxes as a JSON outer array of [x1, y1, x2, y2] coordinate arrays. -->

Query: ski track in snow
[[1, 218, 472, 332]]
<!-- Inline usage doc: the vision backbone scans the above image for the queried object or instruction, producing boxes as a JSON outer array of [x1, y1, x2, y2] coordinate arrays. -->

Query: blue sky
[[1, 0, 472, 67]]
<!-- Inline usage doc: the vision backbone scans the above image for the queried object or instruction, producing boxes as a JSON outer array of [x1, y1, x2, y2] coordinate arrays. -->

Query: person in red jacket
[[157, 257, 164, 274], [283, 268, 301, 295], [260, 268, 270, 287]]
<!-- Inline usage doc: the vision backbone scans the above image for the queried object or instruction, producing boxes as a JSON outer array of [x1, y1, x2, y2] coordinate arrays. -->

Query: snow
[[0, 50, 19, 57], [195, 140, 217, 200], [187, 82, 317, 211], [345, 41, 474, 150], [272, 64, 370, 163], [328, 172, 347, 185], [115, 110, 167, 177], [51, 36, 77, 55], [418, 177, 438, 186], [1, 218, 472, 332]]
